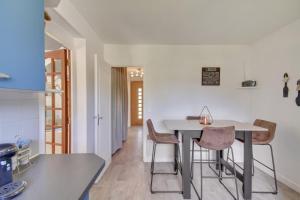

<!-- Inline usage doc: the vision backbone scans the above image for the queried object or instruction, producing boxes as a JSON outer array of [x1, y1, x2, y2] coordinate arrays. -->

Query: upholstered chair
[[146, 119, 183, 194], [226, 119, 278, 194], [191, 126, 239, 200], [186, 116, 211, 179]]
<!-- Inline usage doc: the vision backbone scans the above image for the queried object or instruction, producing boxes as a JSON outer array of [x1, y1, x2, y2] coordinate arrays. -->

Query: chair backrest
[[253, 119, 276, 144], [186, 116, 201, 120], [198, 126, 235, 150], [147, 119, 157, 142]]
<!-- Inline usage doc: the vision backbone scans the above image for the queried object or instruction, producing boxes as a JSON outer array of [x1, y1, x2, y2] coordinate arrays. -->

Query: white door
[[94, 54, 111, 175]]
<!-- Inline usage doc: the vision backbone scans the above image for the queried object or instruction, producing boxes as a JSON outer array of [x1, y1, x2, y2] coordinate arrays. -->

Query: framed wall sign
[[202, 67, 220, 86]]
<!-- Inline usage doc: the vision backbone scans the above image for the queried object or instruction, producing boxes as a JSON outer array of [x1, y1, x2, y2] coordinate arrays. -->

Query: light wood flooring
[[90, 127, 300, 200]]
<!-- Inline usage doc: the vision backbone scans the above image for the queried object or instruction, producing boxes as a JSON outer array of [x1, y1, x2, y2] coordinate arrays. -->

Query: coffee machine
[[0, 143, 26, 199], [0, 143, 17, 187]]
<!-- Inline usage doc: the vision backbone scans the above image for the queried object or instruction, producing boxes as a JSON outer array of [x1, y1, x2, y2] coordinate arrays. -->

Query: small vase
[[283, 83, 289, 97], [296, 91, 300, 106]]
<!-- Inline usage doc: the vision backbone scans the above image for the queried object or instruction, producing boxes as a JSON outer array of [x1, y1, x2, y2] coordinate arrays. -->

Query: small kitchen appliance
[[0, 143, 26, 199], [0, 144, 17, 187]]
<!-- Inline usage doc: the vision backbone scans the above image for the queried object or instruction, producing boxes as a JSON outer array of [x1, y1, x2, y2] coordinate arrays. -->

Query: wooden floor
[[90, 127, 300, 200]]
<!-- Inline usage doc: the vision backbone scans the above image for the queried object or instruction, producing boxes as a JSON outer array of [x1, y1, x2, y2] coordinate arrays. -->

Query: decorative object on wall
[[202, 67, 220, 86], [283, 73, 289, 97], [44, 11, 51, 21], [199, 106, 214, 125], [241, 80, 257, 87], [296, 79, 300, 106]]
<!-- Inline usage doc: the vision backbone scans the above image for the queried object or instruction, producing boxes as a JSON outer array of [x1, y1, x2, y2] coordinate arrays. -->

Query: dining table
[[163, 120, 268, 200]]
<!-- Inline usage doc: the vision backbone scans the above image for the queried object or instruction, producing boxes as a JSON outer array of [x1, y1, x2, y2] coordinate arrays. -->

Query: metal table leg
[[182, 133, 191, 199], [243, 131, 253, 200], [174, 130, 179, 172], [216, 150, 224, 171]]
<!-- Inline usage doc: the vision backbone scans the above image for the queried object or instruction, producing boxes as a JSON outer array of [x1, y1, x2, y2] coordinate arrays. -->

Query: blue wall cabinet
[[0, 0, 45, 91]]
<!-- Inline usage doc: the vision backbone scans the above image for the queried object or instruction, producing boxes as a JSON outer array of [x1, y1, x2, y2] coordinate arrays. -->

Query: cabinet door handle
[[0, 72, 11, 79]]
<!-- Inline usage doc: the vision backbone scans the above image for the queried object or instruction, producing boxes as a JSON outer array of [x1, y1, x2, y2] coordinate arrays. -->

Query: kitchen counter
[[14, 154, 105, 200]]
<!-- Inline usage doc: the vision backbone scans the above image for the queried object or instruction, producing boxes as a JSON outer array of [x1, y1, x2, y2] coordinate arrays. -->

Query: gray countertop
[[14, 154, 105, 200]]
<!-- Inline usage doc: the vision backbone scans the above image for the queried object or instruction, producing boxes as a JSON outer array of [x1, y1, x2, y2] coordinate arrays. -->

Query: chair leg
[[217, 147, 240, 200], [200, 146, 203, 200], [150, 143, 157, 193], [252, 144, 278, 194], [150, 142, 183, 194], [218, 152, 222, 180], [191, 146, 240, 200], [225, 147, 231, 175], [230, 147, 240, 200], [269, 144, 278, 194], [225, 146, 255, 176], [225, 148, 238, 176]]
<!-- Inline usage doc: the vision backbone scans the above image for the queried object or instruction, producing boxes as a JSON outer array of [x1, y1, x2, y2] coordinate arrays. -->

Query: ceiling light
[[129, 69, 144, 79]]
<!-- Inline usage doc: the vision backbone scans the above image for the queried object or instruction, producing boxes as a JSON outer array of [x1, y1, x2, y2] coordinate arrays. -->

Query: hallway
[[90, 126, 147, 200], [90, 126, 184, 200], [90, 127, 300, 200]]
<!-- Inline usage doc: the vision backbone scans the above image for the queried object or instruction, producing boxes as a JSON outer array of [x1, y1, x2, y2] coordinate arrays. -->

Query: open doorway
[[111, 67, 144, 156], [45, 35, 71, 154], [128, 68, 144, 126]]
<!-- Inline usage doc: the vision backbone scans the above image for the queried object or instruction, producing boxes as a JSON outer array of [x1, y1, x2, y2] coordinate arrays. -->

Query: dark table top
[[14, 154, 105, 200]]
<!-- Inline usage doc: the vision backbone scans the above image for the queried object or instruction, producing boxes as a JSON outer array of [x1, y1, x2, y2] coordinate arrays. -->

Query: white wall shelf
[[237, 87, 259, 89]]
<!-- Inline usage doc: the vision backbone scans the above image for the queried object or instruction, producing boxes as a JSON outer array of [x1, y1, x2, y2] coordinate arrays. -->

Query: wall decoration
[[202, 67, 220, 86], [296, 79, 300, 106], [242, 80, 257, 87], [283, 73, 289, 97]]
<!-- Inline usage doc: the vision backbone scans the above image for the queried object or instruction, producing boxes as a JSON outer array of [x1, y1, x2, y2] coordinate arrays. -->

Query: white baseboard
[[256, 164, 300, 193], [95, 159, 111, 183]]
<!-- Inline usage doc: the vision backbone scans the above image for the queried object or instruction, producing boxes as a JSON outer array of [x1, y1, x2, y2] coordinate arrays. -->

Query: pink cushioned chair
[[147, 119, 182, 194], [191, 126, 239, 200], [226, 119, 278, 194]]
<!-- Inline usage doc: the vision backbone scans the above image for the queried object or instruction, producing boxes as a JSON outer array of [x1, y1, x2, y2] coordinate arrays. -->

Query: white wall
[[51, 0, 112, 179], [50, 0, 110, 154], [0, 90, 40, 156], [43, 1, 300, 191], [249, 19, 300, 192], [105, 45, 252, 162]]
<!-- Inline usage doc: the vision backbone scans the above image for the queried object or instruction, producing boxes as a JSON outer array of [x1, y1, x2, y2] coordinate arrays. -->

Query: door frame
[[93, 54, 112, 182], [94, 54, 100, 155], [44, 16, 86, 154], [44, 49, 71, 154], [130, 80, 144, 126]]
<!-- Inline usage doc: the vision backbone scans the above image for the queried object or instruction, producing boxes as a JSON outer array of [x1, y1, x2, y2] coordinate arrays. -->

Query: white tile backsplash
[[0, 90, 41, 156]]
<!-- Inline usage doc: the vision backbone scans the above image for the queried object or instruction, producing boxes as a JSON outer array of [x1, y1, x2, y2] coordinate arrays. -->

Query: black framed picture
[[202, 67, 220, 86]]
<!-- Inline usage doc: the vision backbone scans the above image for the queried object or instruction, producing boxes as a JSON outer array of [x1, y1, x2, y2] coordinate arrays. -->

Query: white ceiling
[[71, 0, 300, 44]]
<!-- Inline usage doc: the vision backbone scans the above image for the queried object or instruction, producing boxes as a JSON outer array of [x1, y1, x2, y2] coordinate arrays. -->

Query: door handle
[[94, 114, 103, 126]]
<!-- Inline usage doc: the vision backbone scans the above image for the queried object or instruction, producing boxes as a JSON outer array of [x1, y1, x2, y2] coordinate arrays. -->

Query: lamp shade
[[199, 106, 213, 125]]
